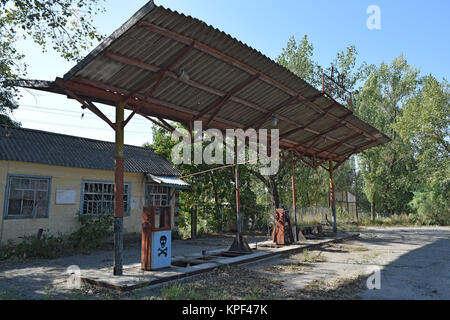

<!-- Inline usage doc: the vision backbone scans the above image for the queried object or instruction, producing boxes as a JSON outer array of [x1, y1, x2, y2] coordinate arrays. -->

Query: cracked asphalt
[[0, 227, 449, 299]]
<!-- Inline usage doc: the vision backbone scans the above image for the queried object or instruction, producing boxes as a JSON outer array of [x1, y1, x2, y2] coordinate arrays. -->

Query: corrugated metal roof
[[147, 174, 189, 188], [0, 126, 180, 176], [15, 1, 390, 166]]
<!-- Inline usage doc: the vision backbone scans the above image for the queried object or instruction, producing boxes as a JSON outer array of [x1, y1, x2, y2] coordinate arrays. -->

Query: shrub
[[0, 213, 114, 261], [409, 182, 450, 225]]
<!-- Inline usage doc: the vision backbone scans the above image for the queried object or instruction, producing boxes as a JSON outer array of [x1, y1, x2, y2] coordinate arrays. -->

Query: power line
[[18, 104, 151, 123], [19, 119, 154, 135]]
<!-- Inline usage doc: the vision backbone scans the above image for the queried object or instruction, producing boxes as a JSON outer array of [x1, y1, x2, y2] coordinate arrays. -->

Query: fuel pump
[[141, 206, 172, 270]]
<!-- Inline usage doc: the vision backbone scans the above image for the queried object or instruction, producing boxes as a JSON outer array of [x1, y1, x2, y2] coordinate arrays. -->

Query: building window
[[5, 175, 51, 218], [147, 184, 169, 206], [81, 181, 130, 215]]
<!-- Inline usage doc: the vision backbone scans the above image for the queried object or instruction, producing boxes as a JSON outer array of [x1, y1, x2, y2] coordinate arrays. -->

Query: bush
[[0, 213, 114, 261], [409, 182, 450, 225], [68, 214, 114, 250]]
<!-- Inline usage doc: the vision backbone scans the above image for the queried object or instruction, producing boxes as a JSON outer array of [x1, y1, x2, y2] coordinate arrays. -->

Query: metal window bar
[[82, 182, 128, 215], [7, 177, 49, 217]]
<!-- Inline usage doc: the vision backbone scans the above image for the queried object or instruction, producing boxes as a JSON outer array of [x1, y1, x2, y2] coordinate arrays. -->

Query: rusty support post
[[113, 101, 125, 276], [291, 151, 298, 241], [235, 137, 241, 243], [229, 136, 252, 253], [329, 159, 337, 233]]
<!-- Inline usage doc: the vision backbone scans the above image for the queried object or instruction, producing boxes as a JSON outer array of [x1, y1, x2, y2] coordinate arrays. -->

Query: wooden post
[[329, 159, 337, 233], [113, 101, 125, 276], [291, 151, 298, 241]]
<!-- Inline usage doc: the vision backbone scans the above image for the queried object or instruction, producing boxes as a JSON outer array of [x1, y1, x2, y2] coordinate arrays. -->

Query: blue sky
[[12, 0, 450, 146]]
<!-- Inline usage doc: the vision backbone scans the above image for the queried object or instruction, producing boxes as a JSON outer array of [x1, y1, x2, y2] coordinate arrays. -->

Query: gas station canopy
[[17, 1, 390, 167]]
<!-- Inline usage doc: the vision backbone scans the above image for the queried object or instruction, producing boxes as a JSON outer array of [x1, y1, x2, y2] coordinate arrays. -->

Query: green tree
[[0, 0, 105, 125], [276, 36, 370, 213], [356, 54, 421, 217], [395, 75, 450, 224]]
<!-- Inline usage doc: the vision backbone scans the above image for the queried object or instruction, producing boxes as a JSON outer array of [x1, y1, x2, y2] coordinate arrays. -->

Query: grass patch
[[147, 265, 286, 300], [292, 274, 367, 299], [0, 288, 22, 300], [298, 249, 327, 263]]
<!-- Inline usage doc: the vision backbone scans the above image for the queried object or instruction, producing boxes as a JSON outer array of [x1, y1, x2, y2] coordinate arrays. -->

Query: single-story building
[[0, 125, 188, 244]]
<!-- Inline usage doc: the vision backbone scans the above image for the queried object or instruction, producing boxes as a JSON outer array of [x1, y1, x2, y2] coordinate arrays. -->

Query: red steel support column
[[113, 101, 125, 275], [235, 137, 241, 243], [329, 159, 337, 233], [291, 151, 298, 241]]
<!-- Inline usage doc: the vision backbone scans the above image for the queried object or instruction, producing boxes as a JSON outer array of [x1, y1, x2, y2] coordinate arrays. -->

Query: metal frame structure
[[14, 1, 390, 275]]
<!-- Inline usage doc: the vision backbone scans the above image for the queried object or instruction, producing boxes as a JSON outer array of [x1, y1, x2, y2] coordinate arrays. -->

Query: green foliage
[[276, 35, 322, 88], [160, 283, 202, 300], [68, 213, 114, 250], [357, 213, 414, 226], [409, 181, 450, 225], [0, 213, 113, 260], [146, 36, 449, 230], [0, 0, 105, 123], [357, 54, 421, 215]]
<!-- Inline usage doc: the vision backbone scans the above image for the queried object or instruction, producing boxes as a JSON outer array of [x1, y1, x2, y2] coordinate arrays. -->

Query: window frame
[[147, 184, 171, 207], [79, 180, 131, 216], [3, 174, 52, 220]]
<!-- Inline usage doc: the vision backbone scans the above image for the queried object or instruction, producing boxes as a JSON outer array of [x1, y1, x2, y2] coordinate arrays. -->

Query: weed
[[243, 288, 263, 300], [0, 214, 113, 261], [0, 288, 21, 300]]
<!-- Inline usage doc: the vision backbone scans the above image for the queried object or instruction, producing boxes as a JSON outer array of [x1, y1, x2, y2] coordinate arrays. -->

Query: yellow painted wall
[[0, 160, 176, 244]]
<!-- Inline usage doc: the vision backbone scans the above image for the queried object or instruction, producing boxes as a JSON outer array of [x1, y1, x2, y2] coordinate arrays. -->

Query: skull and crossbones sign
[[158, 235, 168, 257]]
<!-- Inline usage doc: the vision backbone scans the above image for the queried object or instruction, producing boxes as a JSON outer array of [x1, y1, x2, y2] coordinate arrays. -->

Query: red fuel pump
[[141, 206, 172, 270]]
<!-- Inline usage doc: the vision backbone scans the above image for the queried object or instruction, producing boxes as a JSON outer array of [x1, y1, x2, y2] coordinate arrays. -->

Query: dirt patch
[[291, 274, 367, 299]]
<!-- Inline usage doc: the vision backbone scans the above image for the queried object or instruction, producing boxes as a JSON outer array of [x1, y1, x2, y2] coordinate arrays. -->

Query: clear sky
[[11, 0, 450, 146]]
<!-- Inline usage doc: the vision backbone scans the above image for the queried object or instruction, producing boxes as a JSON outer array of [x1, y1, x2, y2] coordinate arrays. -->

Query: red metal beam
[[293, 111, 353, 155], [313, 132, 362, 160], [297, 112, 351, 146], [124, 43, 194, 104], [61, 78, 347, 161], [63, 87, 116, 130], [245, 96, 298, 130], [103, 51, 361, 152], [140, 22, 383, 145], [122, 110, 136, 128], [279, 103, 340, 139], [195, 73, 260, 124]]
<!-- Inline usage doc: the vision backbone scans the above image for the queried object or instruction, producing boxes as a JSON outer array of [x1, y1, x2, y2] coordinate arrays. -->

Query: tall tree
[[356, 54, 421, 217], [394, 75, 449, 224], [0, 0, 105, 125]]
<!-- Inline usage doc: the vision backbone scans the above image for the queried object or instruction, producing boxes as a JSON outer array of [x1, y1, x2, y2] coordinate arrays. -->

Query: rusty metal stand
[[228, 138, 252, 254]]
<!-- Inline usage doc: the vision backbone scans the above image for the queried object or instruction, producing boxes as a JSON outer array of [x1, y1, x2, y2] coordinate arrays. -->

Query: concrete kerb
[[78, 233, 360, 292]]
